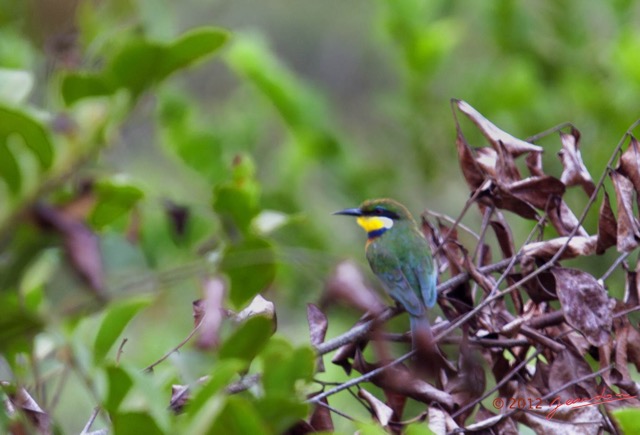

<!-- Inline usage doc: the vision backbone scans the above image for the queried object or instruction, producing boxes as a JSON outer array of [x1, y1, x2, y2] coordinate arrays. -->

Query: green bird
[[335, 198, 437, 346]]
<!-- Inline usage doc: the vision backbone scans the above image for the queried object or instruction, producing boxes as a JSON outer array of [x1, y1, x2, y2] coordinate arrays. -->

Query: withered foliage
[[304, 102, 640, 434]]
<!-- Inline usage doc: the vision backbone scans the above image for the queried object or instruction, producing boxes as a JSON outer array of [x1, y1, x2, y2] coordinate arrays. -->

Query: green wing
[[414, 257, 437, 308], [366, 243, 425, 317]]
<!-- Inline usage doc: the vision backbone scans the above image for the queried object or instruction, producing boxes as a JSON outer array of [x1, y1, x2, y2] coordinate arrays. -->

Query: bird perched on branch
[[334, 198, 437, 348]]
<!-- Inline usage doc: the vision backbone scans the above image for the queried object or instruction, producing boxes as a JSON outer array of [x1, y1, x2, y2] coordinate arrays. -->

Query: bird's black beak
[[333, 207, 362, 217]]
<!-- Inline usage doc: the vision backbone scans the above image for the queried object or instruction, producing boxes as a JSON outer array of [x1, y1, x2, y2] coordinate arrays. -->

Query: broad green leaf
[[0, 106, 54, 194], [209, 396, 270, 435], [173, 132, 226, 183], [104, 365, 133, 413], [0, 293, 42, 357], [220, 236, 276, 308], [225, 35, 341, 159], [261, 338, 315, 395], [0, 68, 33, 104], [405, 422, 436, 435], [90, 178, 145, 229], [612, 408, 640, 434], [60, 73, 113, 106], [356, 422, 390, 435], [0, 140, 20, 193], [158, 27, 229, 79], [93, 297, 151, 363], [112, 412, 163, 435], [254, 396, 308, 434], [107, 39, 165, 98], [218, 316, 272, 364], [62, 28, 229, 104], [187, 359, 246, 417]]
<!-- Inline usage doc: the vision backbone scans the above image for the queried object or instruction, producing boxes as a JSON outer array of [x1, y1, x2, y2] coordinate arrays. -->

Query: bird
[[334, 198, 437, 348]]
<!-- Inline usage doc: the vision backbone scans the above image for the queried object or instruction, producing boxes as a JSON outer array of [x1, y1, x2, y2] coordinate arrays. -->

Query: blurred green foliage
[[0, 0, 639, 433]]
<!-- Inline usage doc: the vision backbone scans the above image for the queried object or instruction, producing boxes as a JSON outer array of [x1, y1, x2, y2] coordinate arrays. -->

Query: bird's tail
[[410, 314, 433, 352]]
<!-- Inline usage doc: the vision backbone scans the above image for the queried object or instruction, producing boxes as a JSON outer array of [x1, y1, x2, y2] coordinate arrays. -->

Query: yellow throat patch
[[356, 216, 394, 234]]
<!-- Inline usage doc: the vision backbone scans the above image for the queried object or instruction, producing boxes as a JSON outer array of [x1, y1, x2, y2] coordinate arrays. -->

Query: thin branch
[[306, 351, 415, 404], [80, 407, 102, 435], [144, 318, 204, 373], [422, 209, 480, 240], [599, 251, 631, 282], [116, 338, 128, 367], [315, 398, 358, 422]]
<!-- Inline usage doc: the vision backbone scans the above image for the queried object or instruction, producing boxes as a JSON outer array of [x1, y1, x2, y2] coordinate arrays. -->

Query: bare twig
[[80, 407, 102, 435], [116, 338, 128, 367], [144, 317, 204, 373]]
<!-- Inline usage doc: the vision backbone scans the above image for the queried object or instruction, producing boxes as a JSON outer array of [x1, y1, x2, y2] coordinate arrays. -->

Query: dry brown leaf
[[467, 406, 518, 434], [623, 262, 640, 309], [358, 388, 394, 426], [548, 349, 596, 402], [307, 304, 328, 372], [454, 99, 543, 156], [526, 150, 545, 176], [169, 384, 190, 414], [596, 190, 617, 255], [33, 203, 105, 298], [2, 383, 52, 435], [558, 128, 596, 197], [427, 406, 459, 435], [474, 146, 498, 179], [626, 324, 640, 371], [618, 135, 640, 197], [610, 169, 640, 252], [478, 179, 539, 220], [308, 395, 334, 432], [517, 404, 602, 435], [489, 215, 516, 258], [232, 294, 276, 324], [508, 176, 566, 210], [522, 235, 597, 260], [194, 277, 226, 350], [456, 128, 486, 190], [550, 267, 613, 347], [352, 352, 454, 409], [496, 140, 522, 183]]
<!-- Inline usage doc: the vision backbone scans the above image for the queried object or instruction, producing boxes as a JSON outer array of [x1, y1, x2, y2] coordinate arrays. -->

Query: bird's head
[[334, 198, 415, 238]]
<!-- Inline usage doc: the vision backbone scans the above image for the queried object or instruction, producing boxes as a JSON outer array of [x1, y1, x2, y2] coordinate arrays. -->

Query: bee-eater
[[334, 198, 437, 347]]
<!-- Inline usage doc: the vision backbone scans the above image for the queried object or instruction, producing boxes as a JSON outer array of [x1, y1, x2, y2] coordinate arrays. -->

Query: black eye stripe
[[365, 207, 399, 220]]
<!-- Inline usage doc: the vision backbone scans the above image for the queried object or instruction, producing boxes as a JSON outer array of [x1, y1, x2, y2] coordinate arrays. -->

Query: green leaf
[[173, 132, 226, 183], [209, 396, 270, 435], [104, 365, 134, 413], [0, 68, 33, 104], [0, 293, 42, 358], [218, 316, 273, 364], [93, 296, 151, 363], [261, 339, 315, 395], [612, 408, 640, 434], [254, 395, 308, 434], [90, 178, 145, 229], [225, 35, 341, 159], [112, 412, 164, 435], [107, 39, 165, 98], [60, 73, 114, 106], [158, 27, 229, 79], [221, 236, 276, 308], [0, 106, 54, 194], [187, 359, 246, 417], [0, 140, 20, 194], [62, 28, 229, 104]]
